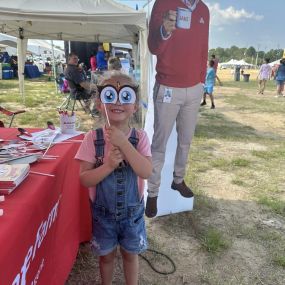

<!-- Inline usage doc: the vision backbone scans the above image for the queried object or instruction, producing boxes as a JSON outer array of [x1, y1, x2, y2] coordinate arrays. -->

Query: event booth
[[0, 0, 148, 103], [0, 0, 148, 284]]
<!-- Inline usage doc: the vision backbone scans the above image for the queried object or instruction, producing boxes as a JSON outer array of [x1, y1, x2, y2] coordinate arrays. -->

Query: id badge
[[163, 88, 172, 103]]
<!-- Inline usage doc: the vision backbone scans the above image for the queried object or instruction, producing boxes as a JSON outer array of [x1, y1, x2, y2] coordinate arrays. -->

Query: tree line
[[209, 46, 284, 65]]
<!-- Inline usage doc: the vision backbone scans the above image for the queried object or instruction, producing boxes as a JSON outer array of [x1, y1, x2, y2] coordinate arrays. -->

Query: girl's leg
[[99, 249, 117, 285], [120, 248, 138, 285]]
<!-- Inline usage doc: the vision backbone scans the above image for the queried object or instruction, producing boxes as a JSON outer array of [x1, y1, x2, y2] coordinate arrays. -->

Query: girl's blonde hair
[[97, 71, 140, 103]]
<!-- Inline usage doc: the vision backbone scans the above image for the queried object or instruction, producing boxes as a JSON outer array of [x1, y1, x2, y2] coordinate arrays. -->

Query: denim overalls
[[90, 128, 148, 256]]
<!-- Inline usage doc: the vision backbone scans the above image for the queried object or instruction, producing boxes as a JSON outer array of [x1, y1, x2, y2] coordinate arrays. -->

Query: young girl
[[75, 71, 152, 285]]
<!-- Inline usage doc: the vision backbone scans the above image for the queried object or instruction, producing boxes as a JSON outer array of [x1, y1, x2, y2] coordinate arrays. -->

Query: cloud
[[206, 3, 264, 26]]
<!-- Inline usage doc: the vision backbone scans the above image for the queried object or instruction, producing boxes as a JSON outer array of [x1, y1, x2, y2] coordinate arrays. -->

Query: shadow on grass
[[196, 111, 258, 141], [222, 80, 276, 90], [223, 93, 285, 114], [196, 110, 284, 141]]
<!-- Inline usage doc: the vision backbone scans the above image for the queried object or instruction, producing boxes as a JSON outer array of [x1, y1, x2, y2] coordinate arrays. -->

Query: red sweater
[[148, 0, 209, 88]]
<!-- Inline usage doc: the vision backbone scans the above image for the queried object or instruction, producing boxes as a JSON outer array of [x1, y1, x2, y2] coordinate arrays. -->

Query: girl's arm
[[79, 146, 123, 187], [119, 141, 152, 179], [106, 127, 152, 179]]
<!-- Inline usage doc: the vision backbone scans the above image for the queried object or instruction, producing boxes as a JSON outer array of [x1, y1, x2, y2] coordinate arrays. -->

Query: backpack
[[94, 128, 139, 168]]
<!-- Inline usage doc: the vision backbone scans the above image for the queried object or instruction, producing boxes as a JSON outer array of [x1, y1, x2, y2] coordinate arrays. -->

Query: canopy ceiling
[[0, 0, 146, 43]]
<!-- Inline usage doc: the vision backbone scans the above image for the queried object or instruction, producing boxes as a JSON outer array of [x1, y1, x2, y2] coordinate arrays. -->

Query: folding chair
[[58, 79, 92, 114], [0, 106, 26, 127]]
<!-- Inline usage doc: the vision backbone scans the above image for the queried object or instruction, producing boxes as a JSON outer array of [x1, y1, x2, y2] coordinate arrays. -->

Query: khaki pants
[[147, 82, 203, 197]]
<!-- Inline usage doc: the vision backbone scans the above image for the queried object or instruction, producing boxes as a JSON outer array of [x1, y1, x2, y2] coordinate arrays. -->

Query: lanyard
[[182, 0, 199, 11]]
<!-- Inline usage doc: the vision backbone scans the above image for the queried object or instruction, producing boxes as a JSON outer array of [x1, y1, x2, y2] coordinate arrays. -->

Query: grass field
[[1, 71, 285, 284]]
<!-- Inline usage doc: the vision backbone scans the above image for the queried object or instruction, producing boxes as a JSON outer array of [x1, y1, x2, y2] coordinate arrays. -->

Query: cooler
[[2, 69, 13, 79]]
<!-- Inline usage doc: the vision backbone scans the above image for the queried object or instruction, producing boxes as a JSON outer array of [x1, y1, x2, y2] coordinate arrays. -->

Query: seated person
[[64, 52, 98, 116], [64, 52, 95, 101]]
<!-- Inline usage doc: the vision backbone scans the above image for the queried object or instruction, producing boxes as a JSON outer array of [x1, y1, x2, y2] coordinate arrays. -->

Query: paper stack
[[0, 164, 30, 195]]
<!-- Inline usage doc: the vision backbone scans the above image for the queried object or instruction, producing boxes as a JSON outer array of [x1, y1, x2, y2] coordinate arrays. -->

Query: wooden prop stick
[[42, 140, 53, 157], [30, 171, 55, 177], [103, 104, 111, 127]]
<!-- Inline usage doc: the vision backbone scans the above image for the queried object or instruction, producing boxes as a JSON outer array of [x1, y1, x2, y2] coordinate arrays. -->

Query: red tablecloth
[[0, 128, 92, 285]]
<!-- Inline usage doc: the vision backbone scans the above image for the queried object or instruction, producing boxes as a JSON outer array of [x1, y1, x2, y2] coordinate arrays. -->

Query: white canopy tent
[[0, 0, 147, 102], [269, 59, 282, 67], [219, 59, 240, 68], [220, 58, 254, 69], [235, 59, 254, 68]]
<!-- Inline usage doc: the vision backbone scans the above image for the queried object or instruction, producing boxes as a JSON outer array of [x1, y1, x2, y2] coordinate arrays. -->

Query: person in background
[[10, 56, 18, 78], [146, 0, 209, 218], [2, 51, 10, 63], [125, 49, 134, 75], [64, 52, 98, 114], [96, 44, 108, 71], [56, 62, 64, 75], [257, 58, 272, 95], [90, 53, 97, 72], [125, 49, 132, 66], [108, 56, 122, 71], [211, 54, 222, 86], [64, 53, 93, 96], [200, 60, 216, 109], [274, 58, 285, 97], [75, 71, 152, 285]]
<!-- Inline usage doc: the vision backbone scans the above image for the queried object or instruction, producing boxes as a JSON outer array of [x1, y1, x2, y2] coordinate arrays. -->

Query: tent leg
[[17, 36, 28, 105]]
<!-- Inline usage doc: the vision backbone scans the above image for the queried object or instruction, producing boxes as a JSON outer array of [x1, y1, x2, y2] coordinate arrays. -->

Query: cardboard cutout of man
[[145, 0, 209, 218]]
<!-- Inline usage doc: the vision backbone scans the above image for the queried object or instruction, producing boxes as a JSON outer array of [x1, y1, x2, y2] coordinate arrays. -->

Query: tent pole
[[51, 40, 58, 94], [17, 35, 27, 105]]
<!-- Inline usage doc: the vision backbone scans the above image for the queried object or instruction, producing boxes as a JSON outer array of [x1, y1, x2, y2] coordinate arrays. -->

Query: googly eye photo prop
[[119, 87, 137, 104], [100, 86, 118, 104]]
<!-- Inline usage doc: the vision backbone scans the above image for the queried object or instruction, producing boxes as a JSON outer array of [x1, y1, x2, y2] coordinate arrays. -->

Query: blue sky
[[115, 0, 285, 51]]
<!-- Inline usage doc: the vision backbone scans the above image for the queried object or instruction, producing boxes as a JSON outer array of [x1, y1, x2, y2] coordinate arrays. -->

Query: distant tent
[[269, 59, 282, 67], [0, 35, 64, 58], [220, 59, 254, 68], [219, 59, 240, 68], [235, 59, 254, 67]]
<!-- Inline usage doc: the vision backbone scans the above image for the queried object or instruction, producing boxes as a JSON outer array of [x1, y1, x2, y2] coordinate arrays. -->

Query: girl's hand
[[105, 146, 123, 169], [105, 126, 128, 148]]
